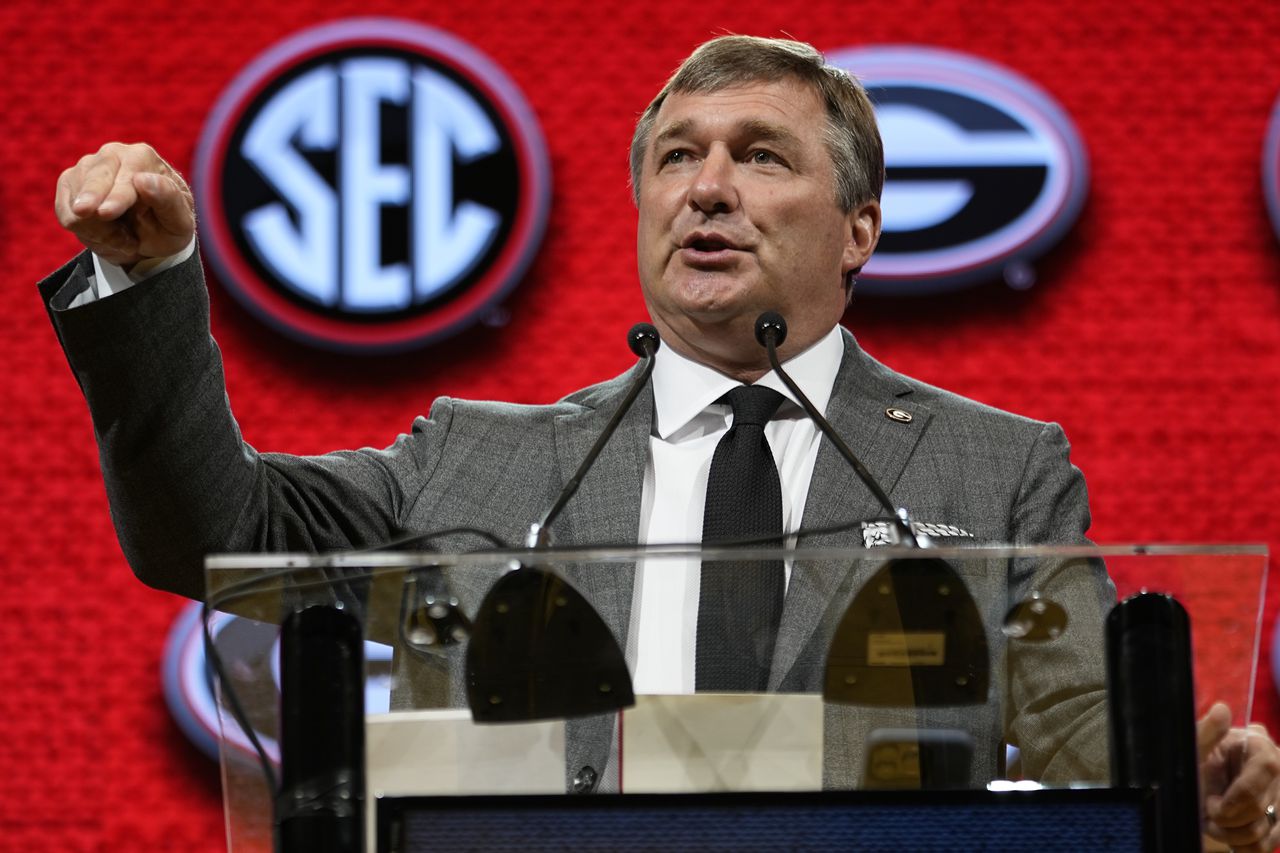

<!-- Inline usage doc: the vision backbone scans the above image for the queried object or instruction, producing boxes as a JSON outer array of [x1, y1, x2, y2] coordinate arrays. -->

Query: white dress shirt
[[627, 325, 844, 694]]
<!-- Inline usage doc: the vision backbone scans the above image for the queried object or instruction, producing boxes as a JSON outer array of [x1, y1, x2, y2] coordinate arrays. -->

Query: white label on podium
[[621, 694, 823, 793], [365, 709, 565, 848], [366, 709, 566, 796]]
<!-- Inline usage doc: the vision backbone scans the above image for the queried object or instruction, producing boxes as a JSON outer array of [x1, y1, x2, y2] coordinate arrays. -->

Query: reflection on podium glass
[[1003, 592, 1069, 641], [824, 557, 990, 708], [464, 562, 635, 723], [863, 727, 976, 790], [400, 568, 471, 654]]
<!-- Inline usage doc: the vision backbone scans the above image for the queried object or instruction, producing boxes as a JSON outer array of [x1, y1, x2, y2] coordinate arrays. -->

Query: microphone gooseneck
[[527, 323, 661, 547], [754, 312, 918, 547]]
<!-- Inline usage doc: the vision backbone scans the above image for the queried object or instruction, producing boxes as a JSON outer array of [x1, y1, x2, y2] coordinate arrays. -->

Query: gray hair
[[629, 35, 884, 212]]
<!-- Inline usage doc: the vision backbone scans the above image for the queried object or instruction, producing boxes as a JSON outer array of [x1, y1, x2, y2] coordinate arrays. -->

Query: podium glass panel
[[203, 544, 1266, 852]]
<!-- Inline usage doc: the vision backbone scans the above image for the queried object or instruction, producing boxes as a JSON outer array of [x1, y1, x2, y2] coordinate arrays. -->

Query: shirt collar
[[651, 324, 845, 440]]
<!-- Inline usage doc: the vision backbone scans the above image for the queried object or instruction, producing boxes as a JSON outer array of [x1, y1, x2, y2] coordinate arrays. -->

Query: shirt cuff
[[73, 237, 199, 308]]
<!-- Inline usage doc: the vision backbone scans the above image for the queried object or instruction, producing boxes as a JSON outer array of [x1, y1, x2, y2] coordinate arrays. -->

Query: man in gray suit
[[44, 34, 1280, 850]]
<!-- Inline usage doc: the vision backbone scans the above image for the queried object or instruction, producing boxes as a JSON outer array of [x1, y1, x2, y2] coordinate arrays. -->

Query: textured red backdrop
[[3, 0, 1280, 849]]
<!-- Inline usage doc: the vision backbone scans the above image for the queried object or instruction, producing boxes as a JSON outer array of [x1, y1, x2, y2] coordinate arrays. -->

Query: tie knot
[[725, 385, 785, 428]]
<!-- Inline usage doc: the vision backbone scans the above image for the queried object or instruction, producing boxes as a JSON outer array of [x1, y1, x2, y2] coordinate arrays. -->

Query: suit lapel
[[770, 330, 935, 688], [551, 366, 653, 650]]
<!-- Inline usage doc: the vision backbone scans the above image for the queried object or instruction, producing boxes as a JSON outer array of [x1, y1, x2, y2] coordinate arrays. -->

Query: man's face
[[636, 78, 880, 376]]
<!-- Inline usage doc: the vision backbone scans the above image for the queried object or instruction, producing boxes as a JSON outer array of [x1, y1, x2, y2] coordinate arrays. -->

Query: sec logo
[[827, 46, 1089, 294], [194, 18, 551, 352]]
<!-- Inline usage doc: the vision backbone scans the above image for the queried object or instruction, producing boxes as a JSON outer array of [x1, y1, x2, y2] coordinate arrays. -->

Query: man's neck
[[650, 324, 846, 440], [657, 323, 839, 384]]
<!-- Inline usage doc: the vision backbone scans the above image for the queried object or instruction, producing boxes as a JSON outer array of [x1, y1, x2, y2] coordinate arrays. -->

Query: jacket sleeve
[[40, 249, 449, 601], [1003, 421, 1115, 782]]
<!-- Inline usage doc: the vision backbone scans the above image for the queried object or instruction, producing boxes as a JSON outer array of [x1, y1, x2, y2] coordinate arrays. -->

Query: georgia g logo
[[195, 18, 551, 352], [827, 46, 1089, 295]]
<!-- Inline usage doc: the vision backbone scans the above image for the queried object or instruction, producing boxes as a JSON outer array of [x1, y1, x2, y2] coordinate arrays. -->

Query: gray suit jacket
[[41, 248, 1112, 789]]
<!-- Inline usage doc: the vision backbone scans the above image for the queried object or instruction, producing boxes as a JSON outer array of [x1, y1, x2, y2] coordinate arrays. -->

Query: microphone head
[[754, 312, 788, 348], [628, 323, 661, 358]]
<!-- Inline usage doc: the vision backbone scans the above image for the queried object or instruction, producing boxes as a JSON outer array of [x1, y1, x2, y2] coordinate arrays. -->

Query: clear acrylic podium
[[202, 543, 1267, 852]]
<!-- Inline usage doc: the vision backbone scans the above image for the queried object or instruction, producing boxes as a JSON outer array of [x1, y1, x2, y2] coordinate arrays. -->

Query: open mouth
[[682, 233, 742, 253], [690, 238, 731, 252]]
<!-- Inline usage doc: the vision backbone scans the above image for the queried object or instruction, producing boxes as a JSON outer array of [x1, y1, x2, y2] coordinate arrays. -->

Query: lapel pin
[[885, 407, 913, 423]]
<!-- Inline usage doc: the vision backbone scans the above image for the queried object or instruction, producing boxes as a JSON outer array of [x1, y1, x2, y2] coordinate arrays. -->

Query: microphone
[[753, 312, 917, 546], [627, 322, 662, 359], [526, 322, 661, 547]]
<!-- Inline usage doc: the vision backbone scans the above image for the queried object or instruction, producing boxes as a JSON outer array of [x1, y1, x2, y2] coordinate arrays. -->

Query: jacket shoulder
[[846, 332, 1054, 440], [426, 362, 638, 433]]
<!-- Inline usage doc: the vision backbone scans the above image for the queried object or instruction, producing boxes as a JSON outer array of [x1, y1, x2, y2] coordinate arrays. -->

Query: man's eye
[[750, 150, 779, 165], [662, 150, 687, 165]]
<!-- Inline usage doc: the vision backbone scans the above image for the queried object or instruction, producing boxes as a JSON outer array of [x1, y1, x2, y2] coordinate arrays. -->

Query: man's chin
[[662, 275, 763, 319], [657, 310, 767, 362], [666, 304, 761, 334]]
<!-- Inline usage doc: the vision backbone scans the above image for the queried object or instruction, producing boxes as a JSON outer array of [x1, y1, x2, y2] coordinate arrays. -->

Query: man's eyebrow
[[738, 119, 802, 148], [651, 117, 803, 150], [652, 119, 695, 149]]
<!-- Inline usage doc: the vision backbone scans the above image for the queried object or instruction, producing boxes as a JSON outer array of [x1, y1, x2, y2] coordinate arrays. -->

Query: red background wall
[[3, 0, 1280, 849]]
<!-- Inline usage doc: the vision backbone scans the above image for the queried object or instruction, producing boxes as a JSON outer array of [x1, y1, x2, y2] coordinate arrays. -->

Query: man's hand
[[55, 142, 195, 270], [1201, 702, 1280, 852]]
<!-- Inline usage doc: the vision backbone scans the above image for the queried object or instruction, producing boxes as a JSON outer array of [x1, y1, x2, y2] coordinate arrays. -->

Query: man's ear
[[843, 198, 882, 277]]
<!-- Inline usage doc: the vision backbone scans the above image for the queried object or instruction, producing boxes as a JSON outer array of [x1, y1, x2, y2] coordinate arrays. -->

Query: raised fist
[[55, 142, 195, 270]]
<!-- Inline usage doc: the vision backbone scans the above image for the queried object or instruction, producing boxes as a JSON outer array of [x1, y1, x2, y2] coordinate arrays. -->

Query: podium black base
[[378, 787, 1156, 852]]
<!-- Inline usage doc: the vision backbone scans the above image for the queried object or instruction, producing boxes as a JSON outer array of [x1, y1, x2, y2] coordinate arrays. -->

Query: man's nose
[[687, 147, 738, 214]]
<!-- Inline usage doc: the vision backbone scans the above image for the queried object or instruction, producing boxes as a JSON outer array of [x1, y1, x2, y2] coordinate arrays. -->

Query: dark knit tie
[[696, 385, 786, 692]]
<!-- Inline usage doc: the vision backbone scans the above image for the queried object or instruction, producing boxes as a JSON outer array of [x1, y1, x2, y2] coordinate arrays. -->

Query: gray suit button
[[571, 766, 598, 794]]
